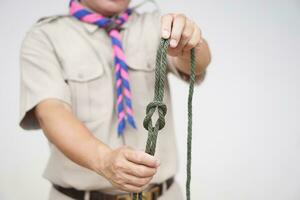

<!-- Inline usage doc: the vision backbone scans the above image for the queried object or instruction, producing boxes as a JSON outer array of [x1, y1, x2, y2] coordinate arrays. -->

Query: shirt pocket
[[62, 57, 111, 123], [126, 52, 156, 108]]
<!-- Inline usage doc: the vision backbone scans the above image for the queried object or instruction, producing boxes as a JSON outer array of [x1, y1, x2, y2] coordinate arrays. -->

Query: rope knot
[[143, 101, 167, 131]]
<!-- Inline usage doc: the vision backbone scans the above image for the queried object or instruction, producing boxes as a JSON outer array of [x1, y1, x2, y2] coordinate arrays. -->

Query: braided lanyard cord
[[132, 38, 196, 200]]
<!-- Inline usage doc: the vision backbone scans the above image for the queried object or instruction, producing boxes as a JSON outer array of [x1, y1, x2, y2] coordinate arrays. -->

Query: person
[[19, 0, 211, 199]]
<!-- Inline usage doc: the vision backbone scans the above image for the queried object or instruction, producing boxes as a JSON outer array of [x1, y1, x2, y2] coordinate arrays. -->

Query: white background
[[0, 0, 300, 199]]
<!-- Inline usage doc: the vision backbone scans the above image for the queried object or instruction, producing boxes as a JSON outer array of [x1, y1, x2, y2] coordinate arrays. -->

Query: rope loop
[[143, 101, 167, 131], [133, 38, 196, 200]]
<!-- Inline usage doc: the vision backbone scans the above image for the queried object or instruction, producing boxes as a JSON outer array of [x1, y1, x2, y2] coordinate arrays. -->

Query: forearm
[[170, 39, 211, 76], [34, 99, 159, 192], [35, 99, 111, 173]]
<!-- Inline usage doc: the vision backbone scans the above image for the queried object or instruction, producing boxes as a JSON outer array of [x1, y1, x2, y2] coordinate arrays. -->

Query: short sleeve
[[166, 57, 206, 85], [19, 27, 71, 130]]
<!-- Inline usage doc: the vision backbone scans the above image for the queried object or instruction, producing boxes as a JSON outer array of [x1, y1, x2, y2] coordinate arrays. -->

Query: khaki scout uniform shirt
[[19, 10, 205, 191]]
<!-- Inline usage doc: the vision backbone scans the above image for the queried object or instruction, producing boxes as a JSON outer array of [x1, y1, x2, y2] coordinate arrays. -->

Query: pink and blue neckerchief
[[69, 0, 136, 136]]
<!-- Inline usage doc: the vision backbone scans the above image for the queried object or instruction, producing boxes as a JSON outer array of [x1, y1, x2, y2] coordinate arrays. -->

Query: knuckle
[[183, 47, 191, 52], [171, 33, 181, 41], [183, 46, 190, 51], [114, 176, 123, 185], [115, 173, 123, 180], [187, 42, 196, 48], [191, 40, 198, 46], [170, 47, 181, 55], [185, 43, 192, 49], [182, 32, 190, 40], [167, 48, 176, 54], [114, 160, 124, 170]]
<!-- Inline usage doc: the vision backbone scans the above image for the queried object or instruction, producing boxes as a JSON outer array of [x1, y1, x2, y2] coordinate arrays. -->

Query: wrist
[[90, 141, 112, 175]]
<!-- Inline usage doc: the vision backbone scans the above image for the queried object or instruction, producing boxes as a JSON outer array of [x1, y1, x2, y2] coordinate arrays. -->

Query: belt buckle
[[116, 185, 160, 200], [116, 193, 132, 200], [142, 191, 152, 200], [142, 186, 160, 200]]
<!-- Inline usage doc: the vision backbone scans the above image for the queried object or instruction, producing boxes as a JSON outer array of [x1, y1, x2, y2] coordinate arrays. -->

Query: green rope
[[132, 38, 196, 200], [186, 41, 196, 200]]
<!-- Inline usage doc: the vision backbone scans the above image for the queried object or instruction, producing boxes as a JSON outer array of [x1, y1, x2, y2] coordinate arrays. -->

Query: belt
[[53, 177, 174, 200]]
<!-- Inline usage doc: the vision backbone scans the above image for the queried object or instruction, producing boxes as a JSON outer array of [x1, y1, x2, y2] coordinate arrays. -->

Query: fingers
[[161, 14, 173, 39], [168, 18, 195, 56], [176, 19, 195, 50], [124, 149, 160, 168], [115, 182, 148, 193], [160, 13, 203, 56], [183, 26, 202, 52], [169, 14, 186, 48], [124, 159, 157, 178], [111, 170, 153, 192], [113, 160, 155, 192], [121, 172, 153, 187], [100, 146, 160, 193]]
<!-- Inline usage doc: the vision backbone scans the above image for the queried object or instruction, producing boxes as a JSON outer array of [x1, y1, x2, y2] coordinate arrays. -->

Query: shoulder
[[22, 14, 76, 46], [24, 14, 75, 37], [20, 14, 73, 55], [34, 14, 71, 27]]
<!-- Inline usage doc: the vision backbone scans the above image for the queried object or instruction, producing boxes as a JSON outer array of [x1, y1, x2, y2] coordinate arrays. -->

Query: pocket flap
[[126, 51, 155, 72], [62, 56, 104, 82]]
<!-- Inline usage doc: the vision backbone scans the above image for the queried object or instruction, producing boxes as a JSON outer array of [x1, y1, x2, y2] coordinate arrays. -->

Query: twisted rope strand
[[132, 39, 196, 200], [186, 48, 196, 200]]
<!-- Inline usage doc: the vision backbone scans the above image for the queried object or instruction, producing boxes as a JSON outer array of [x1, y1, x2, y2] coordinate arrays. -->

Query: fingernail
[[162, 30, 169, 38], [170, 39, 177, 48]]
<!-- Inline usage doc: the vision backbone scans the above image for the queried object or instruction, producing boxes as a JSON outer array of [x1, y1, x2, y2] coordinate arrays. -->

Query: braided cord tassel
[[110, 29, 137, 135], [132, 39, 196, 200], [69, 0, 136, 136]]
